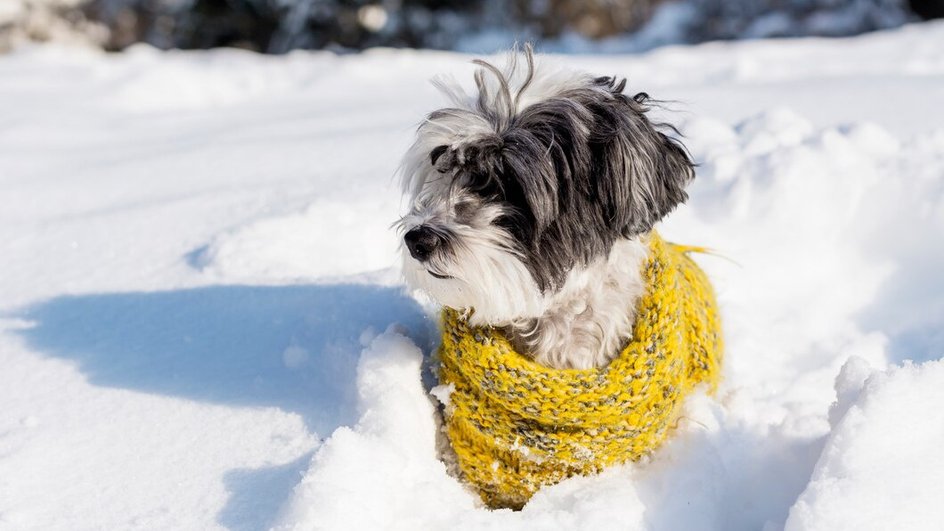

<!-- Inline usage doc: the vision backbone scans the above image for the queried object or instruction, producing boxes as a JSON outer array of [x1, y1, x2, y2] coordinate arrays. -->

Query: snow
[[786, 359, 944, 531], [2, 21, 944, 531]]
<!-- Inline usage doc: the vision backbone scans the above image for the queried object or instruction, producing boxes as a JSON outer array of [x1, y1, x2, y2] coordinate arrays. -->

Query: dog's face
[[398, 50, 694, 326]]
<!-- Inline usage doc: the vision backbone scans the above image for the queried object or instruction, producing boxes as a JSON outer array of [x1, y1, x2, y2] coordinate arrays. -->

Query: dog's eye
[[454, 200, 477, 221], [430, 145, 449, 169], [467, 171, 502, 199]]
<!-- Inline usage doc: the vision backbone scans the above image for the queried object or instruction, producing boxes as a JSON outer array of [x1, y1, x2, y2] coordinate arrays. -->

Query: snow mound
[[273, 329, 475, 531], [786, 359, 944, 531], [193, 197, 402, 283], [107, 46, 329, 112]]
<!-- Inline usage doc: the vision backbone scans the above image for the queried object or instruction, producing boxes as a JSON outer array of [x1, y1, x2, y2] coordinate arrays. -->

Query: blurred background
[[2, 0, 943, 54]]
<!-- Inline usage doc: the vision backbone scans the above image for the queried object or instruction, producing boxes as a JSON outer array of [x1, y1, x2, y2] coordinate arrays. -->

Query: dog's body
[[398, 47, 694, 369]]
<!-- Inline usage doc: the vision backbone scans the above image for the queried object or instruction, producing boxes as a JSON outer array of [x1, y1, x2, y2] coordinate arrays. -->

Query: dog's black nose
[[404, 227, 441, 262]]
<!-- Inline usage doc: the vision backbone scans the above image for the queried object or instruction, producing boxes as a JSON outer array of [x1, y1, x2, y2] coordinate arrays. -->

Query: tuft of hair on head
[[468, 42, 536, 131]]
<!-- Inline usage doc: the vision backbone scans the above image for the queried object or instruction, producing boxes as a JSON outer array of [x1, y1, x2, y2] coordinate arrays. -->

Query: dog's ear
[[499, 128, 561, 235], [500, 97, 599, 238], [591, 84, 695, 236]]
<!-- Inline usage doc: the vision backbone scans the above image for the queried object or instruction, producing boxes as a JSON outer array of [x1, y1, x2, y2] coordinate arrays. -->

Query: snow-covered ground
[[1, 22, 943, 531]]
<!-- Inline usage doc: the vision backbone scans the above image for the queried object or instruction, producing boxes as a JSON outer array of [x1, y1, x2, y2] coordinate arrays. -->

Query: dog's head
[[397, 47, 694, 325]]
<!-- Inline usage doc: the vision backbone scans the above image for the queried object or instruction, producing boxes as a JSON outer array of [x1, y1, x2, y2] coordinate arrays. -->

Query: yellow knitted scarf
[[437, 232, 723, 509]]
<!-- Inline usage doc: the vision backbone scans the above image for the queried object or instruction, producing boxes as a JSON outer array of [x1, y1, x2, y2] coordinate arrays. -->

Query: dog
[[397, 46, 695, 370]]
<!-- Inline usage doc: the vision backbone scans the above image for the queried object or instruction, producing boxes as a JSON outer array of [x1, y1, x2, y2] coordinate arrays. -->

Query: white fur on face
[[398, 189, 546, 325]]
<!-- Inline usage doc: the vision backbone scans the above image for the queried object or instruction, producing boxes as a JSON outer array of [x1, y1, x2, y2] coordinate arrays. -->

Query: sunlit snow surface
[[1, 22, 943, 531]]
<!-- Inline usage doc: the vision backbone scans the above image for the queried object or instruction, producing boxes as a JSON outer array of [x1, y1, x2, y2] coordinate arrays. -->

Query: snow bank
[[193, 196, 402, 282], [786, 359, 944, 531], [272, 329, 477, 531]]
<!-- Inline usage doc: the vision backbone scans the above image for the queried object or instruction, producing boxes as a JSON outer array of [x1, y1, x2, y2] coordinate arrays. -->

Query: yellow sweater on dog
[[437, 232, 723, 509]]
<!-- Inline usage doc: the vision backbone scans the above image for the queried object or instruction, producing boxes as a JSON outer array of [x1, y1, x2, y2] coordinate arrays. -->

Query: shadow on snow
[[12, 283, 435, 530]]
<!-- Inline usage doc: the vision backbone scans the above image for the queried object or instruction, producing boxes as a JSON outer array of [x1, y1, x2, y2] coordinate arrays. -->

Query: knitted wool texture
[[437, 232, 723, 509]]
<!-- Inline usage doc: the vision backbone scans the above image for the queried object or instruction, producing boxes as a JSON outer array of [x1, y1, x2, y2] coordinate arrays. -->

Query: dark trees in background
[[84, 0, 486, 52], [55, 0, 941, 53], [909, 0, 944, 18]]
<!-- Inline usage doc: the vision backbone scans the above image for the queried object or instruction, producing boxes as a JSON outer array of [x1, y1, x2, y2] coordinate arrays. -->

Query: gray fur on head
[[397, 45, 695, 368]]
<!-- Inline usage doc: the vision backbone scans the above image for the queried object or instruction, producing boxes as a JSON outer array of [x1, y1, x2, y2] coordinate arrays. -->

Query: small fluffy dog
[[398, 47, 694, 369]]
